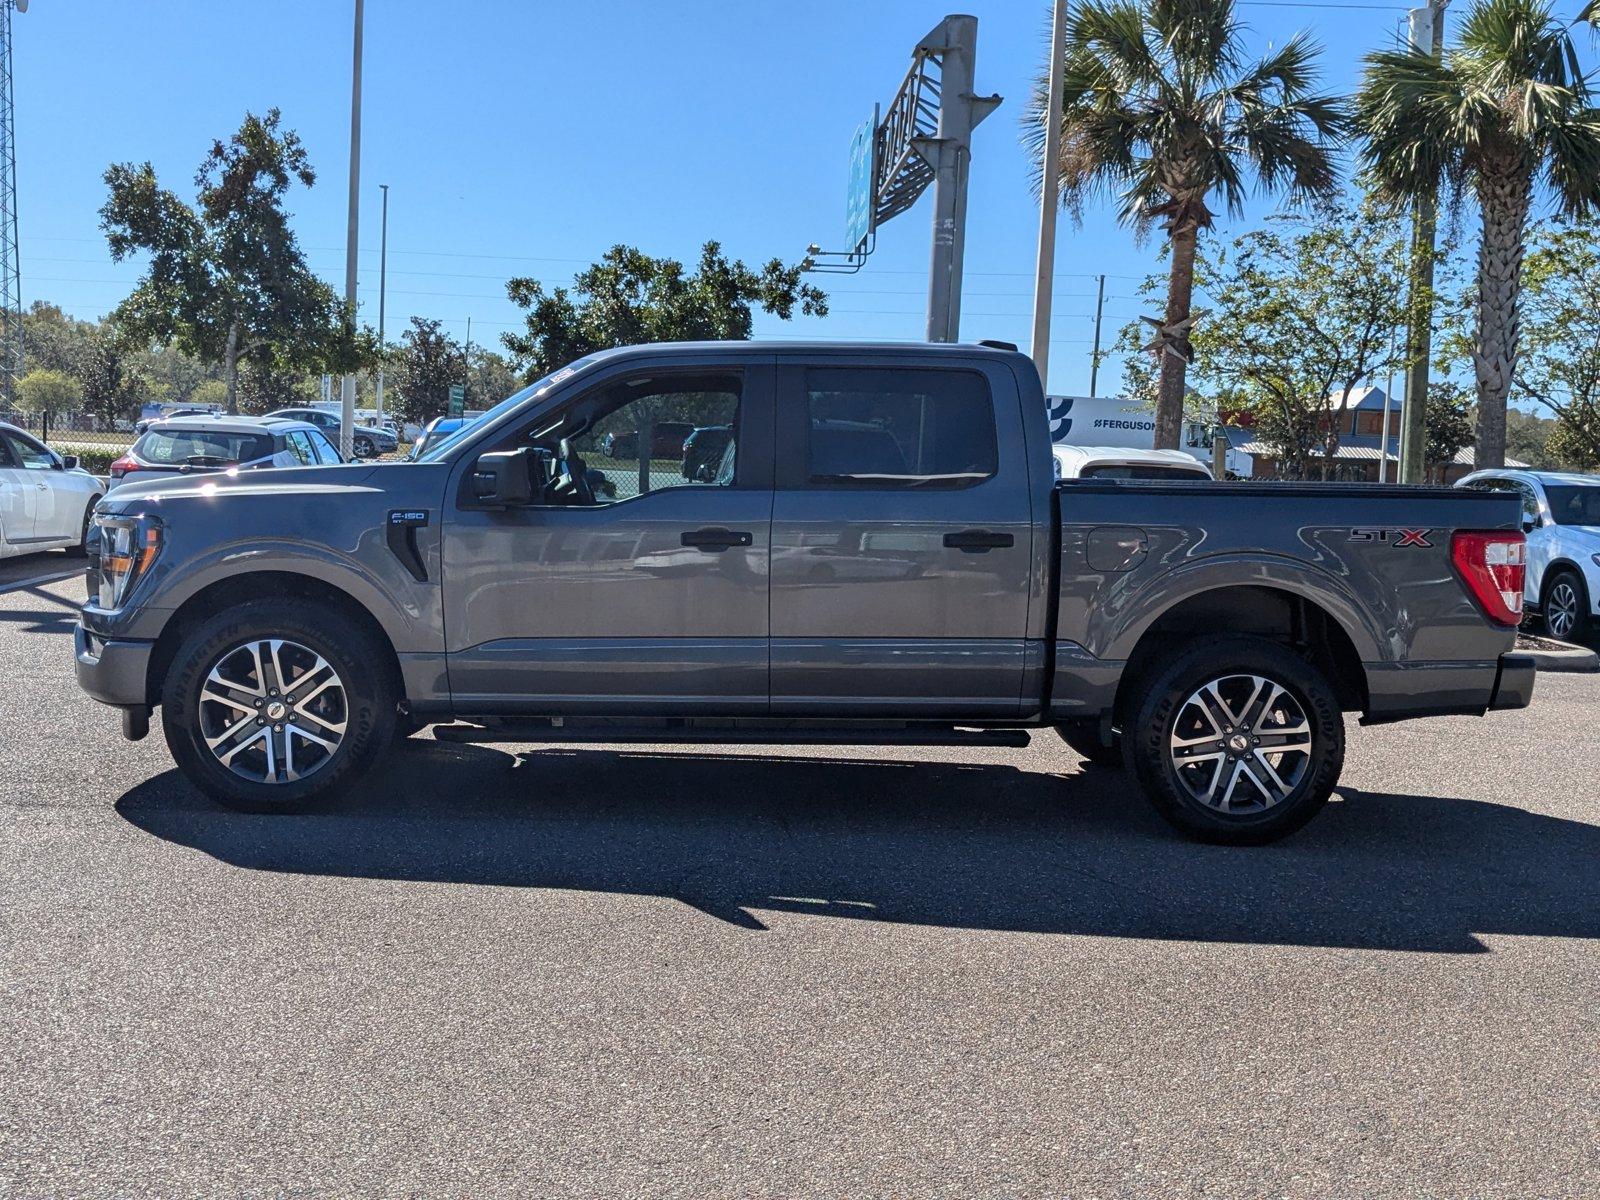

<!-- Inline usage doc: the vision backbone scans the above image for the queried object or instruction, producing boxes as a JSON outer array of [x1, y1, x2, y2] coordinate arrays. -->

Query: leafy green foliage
[[1190, 204, 1411, 478], [1423, 381, 1476, 479], [501, 242, 828, 380], [388, 318, 465, 425], [1512, 219, 1600, 468], [15, 368, 83, 417], [100, 109, 372, 412]]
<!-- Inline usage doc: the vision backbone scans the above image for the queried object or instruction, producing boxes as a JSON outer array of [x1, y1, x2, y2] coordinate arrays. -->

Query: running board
[[430, 720, 1033, 748]]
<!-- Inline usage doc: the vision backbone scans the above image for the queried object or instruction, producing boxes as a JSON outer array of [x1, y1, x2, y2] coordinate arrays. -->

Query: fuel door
[[1085, 525, 1147, 573]]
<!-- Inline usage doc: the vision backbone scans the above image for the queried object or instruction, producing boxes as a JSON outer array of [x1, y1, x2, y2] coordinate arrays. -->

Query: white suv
[[1458, 469, 1600, 641]]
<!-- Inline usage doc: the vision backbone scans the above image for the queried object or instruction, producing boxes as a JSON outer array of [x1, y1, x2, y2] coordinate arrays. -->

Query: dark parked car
[[601, 420, 695, 462], [76, 341, 1533, 845], [265, 408, 398, 458], [681, 424, 733, 481]]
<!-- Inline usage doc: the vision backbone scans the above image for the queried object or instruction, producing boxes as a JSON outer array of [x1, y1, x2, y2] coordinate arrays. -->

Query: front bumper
[[74, 623, 154, 709], [1488, 652, 1536, 711]]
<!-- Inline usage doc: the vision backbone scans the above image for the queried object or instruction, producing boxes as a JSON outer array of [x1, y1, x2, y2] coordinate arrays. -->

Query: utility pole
[[0, 0, 25, 409], [374, 182, 388, 426], [339, 0, 364, 460], [1029, 0, 1067, 382], [1398, 0, 1446, 485], [463, 316, 472, 406], [923, 14, 1000, 342], [1088, 274, 1107, 397]]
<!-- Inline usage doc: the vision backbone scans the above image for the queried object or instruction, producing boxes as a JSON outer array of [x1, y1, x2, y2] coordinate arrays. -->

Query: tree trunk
[[1154, 221, 1200, 451], [1473, 166, 1532, 470], [223, 320, 241, 415]]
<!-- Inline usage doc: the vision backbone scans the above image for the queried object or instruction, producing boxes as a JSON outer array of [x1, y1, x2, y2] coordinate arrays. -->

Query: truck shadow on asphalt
[[115, 741, 1600, 953]]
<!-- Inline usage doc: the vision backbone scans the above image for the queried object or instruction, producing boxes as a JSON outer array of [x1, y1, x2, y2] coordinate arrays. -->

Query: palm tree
[[1024, 0, 1345, 449], [1357, 0, 1600, 468]]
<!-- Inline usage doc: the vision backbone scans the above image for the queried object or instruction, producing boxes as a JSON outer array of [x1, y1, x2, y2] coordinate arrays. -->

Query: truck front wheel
[[160, 599, 396, 812], [1125, 637, 1344, 845]]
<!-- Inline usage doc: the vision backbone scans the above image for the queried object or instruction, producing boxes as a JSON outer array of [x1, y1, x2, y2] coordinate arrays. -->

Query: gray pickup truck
[[75, 341, 1535, 843]]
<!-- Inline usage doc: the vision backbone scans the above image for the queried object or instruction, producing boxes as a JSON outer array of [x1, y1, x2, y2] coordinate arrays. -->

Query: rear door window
[[284, 431, 318, 465], [306, 430, 343, 465], [804, 368, 997, 488]]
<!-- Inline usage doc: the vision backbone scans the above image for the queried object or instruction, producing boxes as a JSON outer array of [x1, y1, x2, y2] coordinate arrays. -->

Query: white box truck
[[1046, 395, 1253, 478]]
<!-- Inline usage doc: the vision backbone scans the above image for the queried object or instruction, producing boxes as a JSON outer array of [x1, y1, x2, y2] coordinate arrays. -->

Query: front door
[[768, 360, 1038, 716], [0, 432, 37, 550], [442, 362, 774, 714]]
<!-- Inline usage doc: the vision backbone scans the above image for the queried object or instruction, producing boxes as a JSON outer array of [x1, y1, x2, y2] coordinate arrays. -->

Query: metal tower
[[0, 1, 21, 406]]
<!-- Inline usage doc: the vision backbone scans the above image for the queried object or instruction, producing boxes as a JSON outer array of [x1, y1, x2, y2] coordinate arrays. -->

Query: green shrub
[[47, 442, 121, 476]]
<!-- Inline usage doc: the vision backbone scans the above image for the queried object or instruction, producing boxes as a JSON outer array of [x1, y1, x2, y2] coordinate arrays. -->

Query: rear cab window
[[803, 367, 998, 488]]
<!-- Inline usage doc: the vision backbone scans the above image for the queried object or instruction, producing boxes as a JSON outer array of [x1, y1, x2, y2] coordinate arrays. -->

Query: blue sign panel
[[846, 114, 875, 250]]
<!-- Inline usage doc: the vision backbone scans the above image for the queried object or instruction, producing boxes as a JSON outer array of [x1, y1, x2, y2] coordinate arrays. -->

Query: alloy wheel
[[1548, 582, 1579, 640], [197, 638, 348, 784], [1168, 673, 1312, 813]]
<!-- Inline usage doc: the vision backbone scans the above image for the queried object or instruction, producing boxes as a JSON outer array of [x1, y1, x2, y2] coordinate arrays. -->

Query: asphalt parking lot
[[2, 558, 1598, 1198]]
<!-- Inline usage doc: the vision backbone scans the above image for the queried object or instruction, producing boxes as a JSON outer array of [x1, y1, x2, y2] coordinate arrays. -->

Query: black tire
[[1125, 636, 1344, 845], [1543, 569, 1591, 644], [1055, 718, 1123, 768], [63, 494, 99, 558], [160, 599, 396, 812], [353, 435, 376, 459]]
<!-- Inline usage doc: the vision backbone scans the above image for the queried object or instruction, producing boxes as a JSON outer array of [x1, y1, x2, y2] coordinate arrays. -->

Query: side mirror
[[470, 447, 545, 507], [60, 455, 79, 471], [1523, 517, 1538, 534]]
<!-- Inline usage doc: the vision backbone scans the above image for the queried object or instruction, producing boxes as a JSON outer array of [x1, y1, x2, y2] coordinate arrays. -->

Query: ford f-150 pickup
[[74, 341, 1535, 843]]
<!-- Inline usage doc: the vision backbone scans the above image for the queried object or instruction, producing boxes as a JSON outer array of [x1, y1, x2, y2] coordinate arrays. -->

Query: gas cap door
[[1085, 525, 1148, 572]]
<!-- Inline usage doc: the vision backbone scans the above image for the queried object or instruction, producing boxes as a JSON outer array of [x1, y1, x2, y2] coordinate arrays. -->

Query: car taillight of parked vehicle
[[108, 455, 138, 480], [1451, 531, 1526, 626]]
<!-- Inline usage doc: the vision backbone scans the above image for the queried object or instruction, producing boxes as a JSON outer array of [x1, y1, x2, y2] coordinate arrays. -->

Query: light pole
[[339, 0, 364, 461], [1029, 0, 1067, 383], [374, 182, 388, 427], [1398, 0, 1447, 483]]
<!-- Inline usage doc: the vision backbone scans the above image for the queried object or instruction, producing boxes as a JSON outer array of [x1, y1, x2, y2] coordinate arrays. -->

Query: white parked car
[[1052, 444, 1215, 481], [0, 420, 102, 559], [1458, 469, 1600, 641]]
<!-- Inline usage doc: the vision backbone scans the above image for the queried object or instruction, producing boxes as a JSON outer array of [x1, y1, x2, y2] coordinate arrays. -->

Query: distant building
[[1236, 387, 1524, 483]]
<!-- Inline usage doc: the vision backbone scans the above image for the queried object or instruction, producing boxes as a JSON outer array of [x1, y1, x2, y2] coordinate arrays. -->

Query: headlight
[[93, 514, 162, 609]]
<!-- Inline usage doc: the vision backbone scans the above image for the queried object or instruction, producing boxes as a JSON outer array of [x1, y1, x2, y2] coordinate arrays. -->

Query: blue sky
[[18, 0, 1442, 395]]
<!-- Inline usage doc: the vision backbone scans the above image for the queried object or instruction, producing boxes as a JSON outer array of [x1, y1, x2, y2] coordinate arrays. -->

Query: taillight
[[1451, 531, 1526, 627], [108, 455, 137, 480]]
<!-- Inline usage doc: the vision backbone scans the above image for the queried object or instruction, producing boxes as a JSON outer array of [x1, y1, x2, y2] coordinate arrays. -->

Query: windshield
[[414, 357, 597, 463], [1544, 485, 1600, 526]]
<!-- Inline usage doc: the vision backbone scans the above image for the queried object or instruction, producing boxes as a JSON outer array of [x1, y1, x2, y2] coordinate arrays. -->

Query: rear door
[[768, 357, 1037, 716], [441, 358, 776, 713]]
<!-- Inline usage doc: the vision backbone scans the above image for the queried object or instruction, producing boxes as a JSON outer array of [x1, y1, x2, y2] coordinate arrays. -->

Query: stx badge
[[1350, 527, 1433, 547]]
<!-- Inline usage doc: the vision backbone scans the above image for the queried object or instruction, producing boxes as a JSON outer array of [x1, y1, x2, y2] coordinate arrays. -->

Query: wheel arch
[[1109, 584, 1369, 727], [146, 570, 404, 709]]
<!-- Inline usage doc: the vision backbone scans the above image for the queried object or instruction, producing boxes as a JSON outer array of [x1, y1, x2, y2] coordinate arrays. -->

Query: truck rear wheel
[[160, 599, 396, 812], [1125, 637, 1344, 845]]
